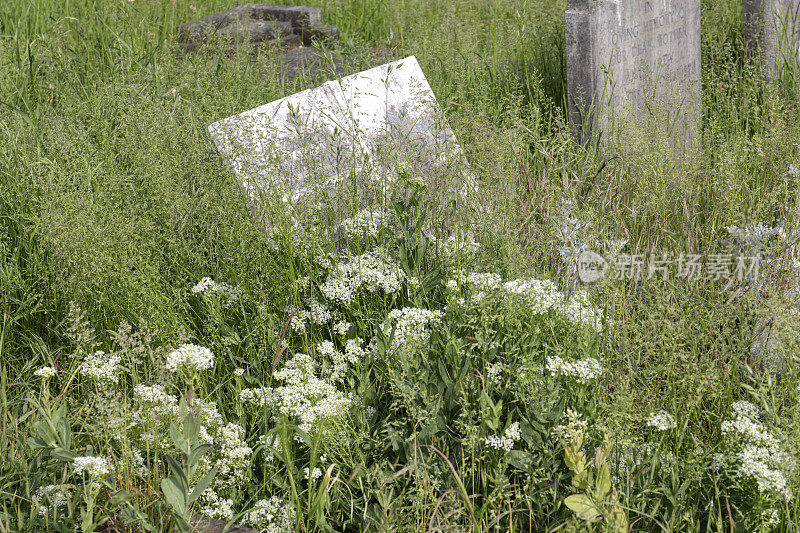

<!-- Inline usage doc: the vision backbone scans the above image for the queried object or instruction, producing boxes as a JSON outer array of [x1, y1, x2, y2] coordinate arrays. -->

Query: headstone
[[179, 4, 338, 51], [565, 0, 701, 146], [743, 0, 800, 71], [207, 56, 477, 221], [179, 4, 340, 80]]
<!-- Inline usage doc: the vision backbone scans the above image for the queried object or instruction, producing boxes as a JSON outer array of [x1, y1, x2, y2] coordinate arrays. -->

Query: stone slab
[[744, 0, 800, 71], [208, 56, 476, 218], [179, 4, 338, 50], [565, 0, 701, 145]]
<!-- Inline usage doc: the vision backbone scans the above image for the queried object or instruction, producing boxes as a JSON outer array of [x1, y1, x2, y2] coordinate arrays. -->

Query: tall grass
[[2, 0, 800, 530]]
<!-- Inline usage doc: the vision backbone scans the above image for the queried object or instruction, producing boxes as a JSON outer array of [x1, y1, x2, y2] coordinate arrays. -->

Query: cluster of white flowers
[[133, 384, 178, 416], [79, 350, 121, 384], [646, 410, 677, 431], [242, 353, 352, 435], [380, 307, 444, 357], [320, 249, 405, 305], [545, 355, 604, 384], [486, 362, 503, 386], [165, 343, 214, 374], [333, 320, 351, 336], [304, 466, 323, 480], [310, 299, 333, 325], [290, 309, 309, 334], [191, 277, 241, 307], [257, 433, 283, 462], [486, 422, 521, 452], [214, 423, 252, 488], [719, 400, 795, 500], [244, 496, 296, 532], [296, 276, 311, 290], [427, 234, 481, 262], [724, 224, 785, 245], [72, 456, 112, 478], [340, 207, 391, 240], [552, 408, 588, 443], [234, 368, 245, 377], [34, 366, 57, 379], [198, 487, 234, 521], [34, 484, 71, 515], [504, 279, 604, 332]]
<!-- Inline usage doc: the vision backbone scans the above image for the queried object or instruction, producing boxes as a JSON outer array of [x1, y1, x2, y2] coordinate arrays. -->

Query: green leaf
[[165, 455, 189, 491], [161, 477, 186, 515], [187, 464, 218, 505], [595, 463, 611, 500], [564, 494, 601, 522], [51, 447, 77, 462], [188, 443, 212, 467], [506, 450, 534, 473]]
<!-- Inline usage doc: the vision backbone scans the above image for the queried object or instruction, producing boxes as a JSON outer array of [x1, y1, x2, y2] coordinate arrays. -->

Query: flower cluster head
[[486, 422, 521, 452], [244, 496, 296, 532], [380, 307, 444, 357], [719, 400, 795, 501], [79, 350, 121, 384], [545, 355, 604, 384], [320, 249, 405, 305], [241, 352, 352, 435], [34, 484, 71, 516], [34, 366, 57, 379], [486, 362, 503, 386], [72, 456, 112, 478], [191, 277, 240, 307], [646, 410, 677, 431], [165, 343, 214, 374], [553, 408, 588, 447], [340, 207, 392, 240]]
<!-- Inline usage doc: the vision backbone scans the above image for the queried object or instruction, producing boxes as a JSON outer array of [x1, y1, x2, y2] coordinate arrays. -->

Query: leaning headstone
[[207, 55, 476, 221], [743, 0, 800, 71], [565, 0, 701, 146]]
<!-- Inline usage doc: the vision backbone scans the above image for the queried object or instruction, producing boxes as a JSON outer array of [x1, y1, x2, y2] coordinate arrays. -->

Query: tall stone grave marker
[[744, 0, 800, 71], [566, 0, 701, 146]]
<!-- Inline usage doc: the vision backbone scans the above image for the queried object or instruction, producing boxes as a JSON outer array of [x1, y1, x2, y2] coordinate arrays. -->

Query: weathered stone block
[[179, 3, 338, 50], [565, 0, 701, 147], [744, 0, 800, 71]]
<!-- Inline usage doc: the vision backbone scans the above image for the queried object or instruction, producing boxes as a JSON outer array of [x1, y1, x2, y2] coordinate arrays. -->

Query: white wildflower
[[333, 320, 351, 336], [304, 467, 323, 480], [486, 422, 521, 452], [320, 249, 405, 305], [445, 279, 459, 292], [34, 366, 57, 379], [192, 277, 240, 307], [244, 496, 296, 532], [34, 485, 71, 515], [165, 344, 214, 373], [646, 411, 677, 431], [486, 362, 503, 386], [310, 299, 332, 325], [546, 355, 604, 384], [72, 456, 111, 478], [79, 350, 121, 383], [234, 368, 245, 377], [198, 488, 234, 521], [380, 307, 444, 357], [340, 207, 391, 240]]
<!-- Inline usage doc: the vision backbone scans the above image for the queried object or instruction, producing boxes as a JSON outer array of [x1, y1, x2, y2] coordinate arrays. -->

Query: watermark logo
[[577, 250, 609, 282], [575, 250, 761, 284]]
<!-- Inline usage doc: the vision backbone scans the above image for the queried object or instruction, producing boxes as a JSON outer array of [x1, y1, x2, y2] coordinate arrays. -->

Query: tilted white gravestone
[[565, 0, 701, 147], [208, 56, 475, 220], [744, 0, 800, 72]]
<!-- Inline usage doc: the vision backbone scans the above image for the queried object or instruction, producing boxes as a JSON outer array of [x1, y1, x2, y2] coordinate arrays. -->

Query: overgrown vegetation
[[2, 0, 800, 531]]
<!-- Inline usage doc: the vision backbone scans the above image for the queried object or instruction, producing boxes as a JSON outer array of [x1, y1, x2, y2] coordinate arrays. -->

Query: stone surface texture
[[179, 4, 338, 50], [744, 0, 800, 69], [566, 0, 701, 144], [207, 55, 475, 219]]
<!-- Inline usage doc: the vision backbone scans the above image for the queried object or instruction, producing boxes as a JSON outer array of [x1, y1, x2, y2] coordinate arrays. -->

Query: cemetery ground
[[4, 0, 800, 531]]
